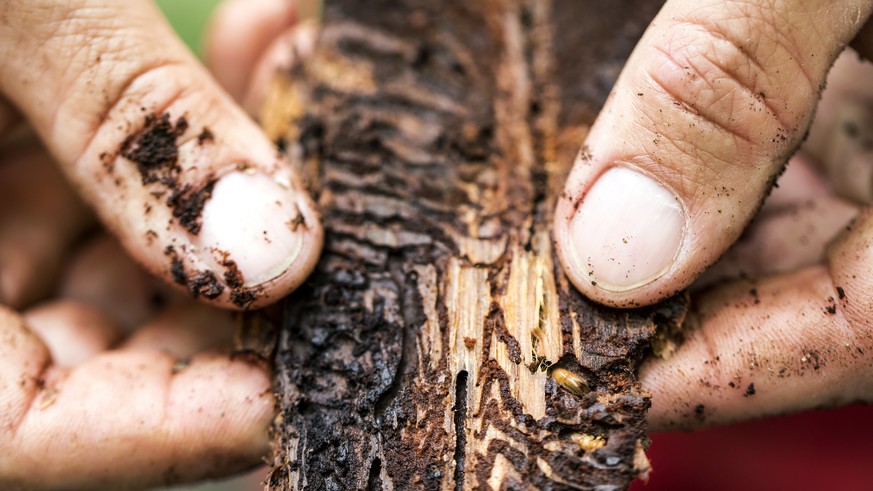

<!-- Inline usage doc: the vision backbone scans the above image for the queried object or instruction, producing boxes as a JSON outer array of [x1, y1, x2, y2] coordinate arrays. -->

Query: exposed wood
[[257, 0, 685, 489]]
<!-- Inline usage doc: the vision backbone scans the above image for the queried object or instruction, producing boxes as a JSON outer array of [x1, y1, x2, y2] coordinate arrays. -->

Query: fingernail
[[196, 171, 304, 287], [568, 167, 685, 291]]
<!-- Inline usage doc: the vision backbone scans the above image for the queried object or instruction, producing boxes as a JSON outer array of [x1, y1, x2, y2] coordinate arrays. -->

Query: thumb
[[554, 0, 873, 307], [0, 0, 322, 310]]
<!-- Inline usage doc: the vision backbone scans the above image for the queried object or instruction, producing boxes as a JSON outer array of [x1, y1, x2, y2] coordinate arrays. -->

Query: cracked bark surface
[[257, 0, 687, 489]]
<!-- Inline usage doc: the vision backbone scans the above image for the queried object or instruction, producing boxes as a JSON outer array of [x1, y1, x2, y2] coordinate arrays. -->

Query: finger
[[60, 234, 185, 331], [805, 50, 873, 203], [121, 302, 236, 357], [696, 154, 858, 287], [23, 300, 122, 367], [695, 196, 856, 287], [241, 21, 318, 116], [0, 0, 323, 310], [205, 0, 297, 102], [554, 0, 873, 307], [641, 205, 873, 430], [0, 306, 273, 490], [0, 139, 93, 308]]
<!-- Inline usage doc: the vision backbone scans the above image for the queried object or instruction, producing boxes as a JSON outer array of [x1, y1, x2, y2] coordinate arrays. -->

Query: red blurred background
[[630, 404, 873, 491]]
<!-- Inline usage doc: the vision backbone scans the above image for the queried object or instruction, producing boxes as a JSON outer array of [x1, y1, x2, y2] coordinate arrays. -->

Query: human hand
[[0, 0, 323, 488], [549, 1, 873, 430]]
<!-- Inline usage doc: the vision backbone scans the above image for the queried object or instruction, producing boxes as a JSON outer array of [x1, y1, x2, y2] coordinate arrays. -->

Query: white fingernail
[[195, 171, 304, 287], [568, 167, 685, 291]]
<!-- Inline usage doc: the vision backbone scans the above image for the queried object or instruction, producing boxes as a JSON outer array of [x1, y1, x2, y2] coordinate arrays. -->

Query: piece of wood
[[257, 0, 686, 488]]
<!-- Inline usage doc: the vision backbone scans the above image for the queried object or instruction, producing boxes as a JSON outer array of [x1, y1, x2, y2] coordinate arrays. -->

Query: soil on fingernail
[[119, 113, 216, 235], [219, 257, 262, 309], [187, 270, 225, 299], [166, 178, 217, 235]]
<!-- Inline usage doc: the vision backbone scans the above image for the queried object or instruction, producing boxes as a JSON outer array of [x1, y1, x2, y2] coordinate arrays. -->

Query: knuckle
[[638, 14, 814, 161]]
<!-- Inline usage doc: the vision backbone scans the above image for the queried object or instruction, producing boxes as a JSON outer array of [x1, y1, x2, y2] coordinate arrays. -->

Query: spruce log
[[257, 0, 686, 488]]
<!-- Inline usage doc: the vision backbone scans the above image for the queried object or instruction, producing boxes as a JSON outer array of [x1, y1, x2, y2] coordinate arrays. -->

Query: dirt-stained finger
[[643, 205, 873, 431], [0, 304, 273, 490], [0, 0, 323, 310]]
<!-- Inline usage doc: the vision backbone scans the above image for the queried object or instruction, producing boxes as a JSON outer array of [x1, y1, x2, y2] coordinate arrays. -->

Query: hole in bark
[[367, 457, 382, 491], [453, 370, 468, 490]]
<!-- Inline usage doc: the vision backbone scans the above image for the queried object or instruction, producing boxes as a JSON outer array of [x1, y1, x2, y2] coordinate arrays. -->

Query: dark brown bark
[[256, 0, 686, 489]]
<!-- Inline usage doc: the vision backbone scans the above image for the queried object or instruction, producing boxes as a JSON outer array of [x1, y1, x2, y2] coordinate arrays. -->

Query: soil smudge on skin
[[122, 113, 187, 183], [120, 113, 215, 234], [167, 179, 217, 235], [165, 245, 187, 285]]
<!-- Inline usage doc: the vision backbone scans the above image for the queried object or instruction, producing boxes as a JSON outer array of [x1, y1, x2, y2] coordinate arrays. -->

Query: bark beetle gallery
[[256, 0, 687, 489]]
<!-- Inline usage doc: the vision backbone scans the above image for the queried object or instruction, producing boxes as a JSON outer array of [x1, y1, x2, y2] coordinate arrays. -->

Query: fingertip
[[4, 350, 273, 489], [191, 169, 324, 310], [241, 21, 319, 115], [205, 0, 296, 101], [555, 164, 687, 308]]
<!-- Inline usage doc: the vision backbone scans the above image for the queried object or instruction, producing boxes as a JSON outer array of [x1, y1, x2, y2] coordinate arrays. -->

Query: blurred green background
[[156, 0, 223, 59]]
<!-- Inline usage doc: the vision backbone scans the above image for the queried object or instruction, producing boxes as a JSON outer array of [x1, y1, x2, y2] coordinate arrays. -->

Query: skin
[[2, 0, 873, 488]]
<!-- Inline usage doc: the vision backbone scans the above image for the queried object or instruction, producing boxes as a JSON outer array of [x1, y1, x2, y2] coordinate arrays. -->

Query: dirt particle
[[197, 127, 214, 145], [289, 213, 307, 231], [744, 383, 756, 397], [220, 260, 241, 288], [99, 151, 114, 172], [836, 286, 846, 300], [170, 256, 186, 285], [165, 245, 187, 285], [749, 288, 759, 305], [230, 288, 259, 309], [121, 113, 187, 184], [187, 270, 224, 299], [275, 136, 288, 153], [694, 404, 705, 417], [463, 337, 476, 349], [171, 358, 190, 374], [843, 120, 860, 139], [801, 351, 822, 370], [166, 178, 216, 235], [217, 257, 260, 308]]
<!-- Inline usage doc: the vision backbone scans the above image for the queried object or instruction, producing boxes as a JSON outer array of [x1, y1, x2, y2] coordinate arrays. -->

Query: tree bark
[[255, 0, 686, 489]]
